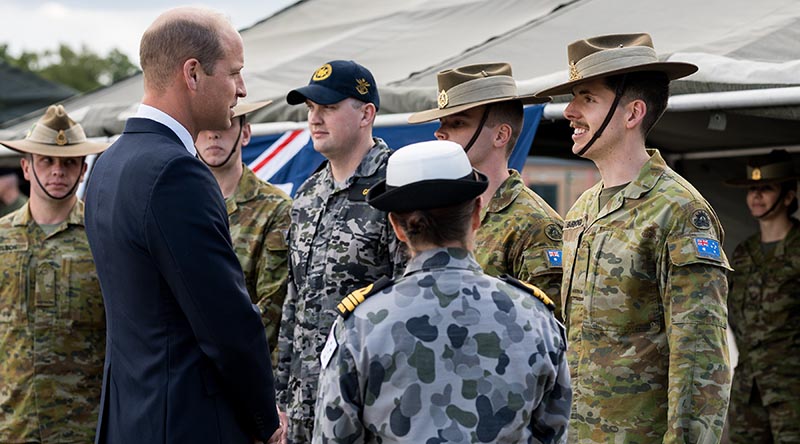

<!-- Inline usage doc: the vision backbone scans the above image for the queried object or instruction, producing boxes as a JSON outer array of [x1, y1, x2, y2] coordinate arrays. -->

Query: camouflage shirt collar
[[745, 217, 800, 259], [12, 199, 85, 231], [482, 170, 523, 218], [403, 247, 483, 276], [328, 138, 391, 185], [231, 165, 262, 204], [618, 148, 667, 199]]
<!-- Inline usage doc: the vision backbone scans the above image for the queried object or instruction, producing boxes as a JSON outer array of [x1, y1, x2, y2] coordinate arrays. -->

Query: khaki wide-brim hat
[[408, 62, 550, 124], [0, 105, 109, 157], [534, 33, 698, 97], [725, 149, 799, 187], [232, 100, 273, 119]]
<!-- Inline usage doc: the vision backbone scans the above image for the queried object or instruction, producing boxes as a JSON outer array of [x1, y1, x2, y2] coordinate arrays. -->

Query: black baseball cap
[[286, 60, 380, 111]]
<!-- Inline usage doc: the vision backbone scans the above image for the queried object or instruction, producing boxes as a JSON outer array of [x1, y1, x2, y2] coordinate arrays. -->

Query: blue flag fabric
[[243, 104, 545, 196]]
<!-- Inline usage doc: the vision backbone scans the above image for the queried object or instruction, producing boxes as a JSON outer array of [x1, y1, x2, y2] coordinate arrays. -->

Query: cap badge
[[568, 61, 582, 81], [312, 63, 332, 82], [56, 130, 68, 146], [751, 167, 762, 181], [437, 89, 449, 109], [355, 78, 371, 95]]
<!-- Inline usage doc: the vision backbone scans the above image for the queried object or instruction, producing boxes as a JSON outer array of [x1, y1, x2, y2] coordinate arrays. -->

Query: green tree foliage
[[0, 43, 138, 93]]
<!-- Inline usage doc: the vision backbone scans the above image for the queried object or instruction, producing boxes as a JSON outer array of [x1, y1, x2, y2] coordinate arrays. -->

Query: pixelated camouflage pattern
[[313, 247, 571, 444], [277, 139, 407, 443], [226, 166, 291, 359], [727, 220, 800, 441], [561, 150, 732, 443], [475, 170, 564, 320], [0, 201, 104, 443]]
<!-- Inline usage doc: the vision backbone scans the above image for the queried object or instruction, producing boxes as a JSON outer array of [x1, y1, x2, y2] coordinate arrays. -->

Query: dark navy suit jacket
[[84, 118, 279, 443]]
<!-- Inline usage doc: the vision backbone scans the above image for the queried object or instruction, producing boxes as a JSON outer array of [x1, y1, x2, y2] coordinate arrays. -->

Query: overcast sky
[[0, 0, 297, 65]]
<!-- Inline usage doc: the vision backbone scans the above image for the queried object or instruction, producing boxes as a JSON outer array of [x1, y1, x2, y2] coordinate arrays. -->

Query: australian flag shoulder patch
[[694, 237, 721, 261]]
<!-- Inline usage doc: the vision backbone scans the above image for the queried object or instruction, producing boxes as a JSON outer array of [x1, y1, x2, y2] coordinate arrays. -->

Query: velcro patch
[[694, 237, 721, 261], [545, 249, 562, 268]]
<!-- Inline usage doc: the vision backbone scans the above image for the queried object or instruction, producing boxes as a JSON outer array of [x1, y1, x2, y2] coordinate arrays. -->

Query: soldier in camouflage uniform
[[534, 33, 732, 442], [278, 60, 407, 442], [313, 140, 571, 443], [0, 168, 26, 217], [196, 101, 291, 358], [408, 63, 565, 319], [724, 150, 800, 443], [0, 105, 108, 443]]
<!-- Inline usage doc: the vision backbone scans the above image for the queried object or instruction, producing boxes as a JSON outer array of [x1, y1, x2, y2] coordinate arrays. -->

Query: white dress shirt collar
[[135, 104, 196, 156]]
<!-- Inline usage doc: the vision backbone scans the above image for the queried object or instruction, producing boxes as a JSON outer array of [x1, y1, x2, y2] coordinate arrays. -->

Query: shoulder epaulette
[[336, 276, 394, 319], [498, 274, 555, 312]]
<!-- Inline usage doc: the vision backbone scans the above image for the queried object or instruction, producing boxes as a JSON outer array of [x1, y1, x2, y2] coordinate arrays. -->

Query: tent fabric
[[2, 0, 799, 142]]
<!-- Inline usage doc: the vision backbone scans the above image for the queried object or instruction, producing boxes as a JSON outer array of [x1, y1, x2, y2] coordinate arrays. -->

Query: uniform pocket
[[0, 245, 28, 324], [586, 229, 663, 332], [63, 256, 105, 327]]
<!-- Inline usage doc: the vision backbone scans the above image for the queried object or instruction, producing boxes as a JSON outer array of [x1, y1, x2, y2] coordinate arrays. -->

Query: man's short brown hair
[[485, 100, 524, 158], [139, 10, 229, 92]]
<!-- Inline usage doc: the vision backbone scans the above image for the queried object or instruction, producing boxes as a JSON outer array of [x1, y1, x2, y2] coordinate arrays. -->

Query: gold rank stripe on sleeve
[[499, 274, 556, 312], [335, 276, 395, 318], [337, 283, 373, 315]]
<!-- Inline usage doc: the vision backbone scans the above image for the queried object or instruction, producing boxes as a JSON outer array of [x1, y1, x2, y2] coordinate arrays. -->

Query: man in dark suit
[[84, 7, 282, 444]]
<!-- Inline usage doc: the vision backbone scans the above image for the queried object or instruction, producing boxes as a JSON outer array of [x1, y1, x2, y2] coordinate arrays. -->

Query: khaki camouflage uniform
[[277, 139, 407, 443], [226, 165, 291, 357], [727, 219, 800, 443], [561, 150, 732, 443], [313, 247, 571, 444], [475, 170, 564, 319], [0, 201, 105, 443]]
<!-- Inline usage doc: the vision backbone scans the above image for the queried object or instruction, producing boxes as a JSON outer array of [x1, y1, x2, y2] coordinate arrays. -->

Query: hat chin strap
[[755, 187, 789, 220], [575, 74, 628, 157], [31, 158, 84, 201], [462, 104, 493, 153], [197, 116, 244, 169]]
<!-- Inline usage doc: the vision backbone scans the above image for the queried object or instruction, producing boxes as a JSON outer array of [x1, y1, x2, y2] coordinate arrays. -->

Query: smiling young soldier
[[0, 105, 108, 443], [724, 150, 800, 443], [534, 33, 732, 443], [196, 101, 291, 362], [408, 63, 565, 319]]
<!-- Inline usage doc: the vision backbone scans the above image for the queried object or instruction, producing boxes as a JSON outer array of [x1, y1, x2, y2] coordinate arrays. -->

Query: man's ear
[[388, 212, 408, 243], [20, 156, 30, 181], [184, 59, 201, 91], [493, 123, 512, 149], [360, 103, 377, 128], [625, 99, 647, 130], [241, 121, 252, 147]]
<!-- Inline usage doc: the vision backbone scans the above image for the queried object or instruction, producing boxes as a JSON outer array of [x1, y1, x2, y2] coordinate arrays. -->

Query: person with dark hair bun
[[724, 149, 800, 443], [312, 140, 571, 443]]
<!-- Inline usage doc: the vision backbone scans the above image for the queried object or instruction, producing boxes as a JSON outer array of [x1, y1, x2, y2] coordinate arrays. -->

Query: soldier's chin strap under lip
[[32, 158, 84, 201], [462, 104, 492, 153], [755, 186, 790, 220], [575, 74, 628, 158], [197, 116, 244, 168]]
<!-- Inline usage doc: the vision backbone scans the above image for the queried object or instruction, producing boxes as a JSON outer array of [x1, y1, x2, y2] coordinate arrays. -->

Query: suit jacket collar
[[122, 118, 185, 150]]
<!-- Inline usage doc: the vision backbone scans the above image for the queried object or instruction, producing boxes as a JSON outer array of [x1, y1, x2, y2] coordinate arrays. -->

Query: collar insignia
[[437, 89, 449, 109], [355, 78, 370, 95]]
